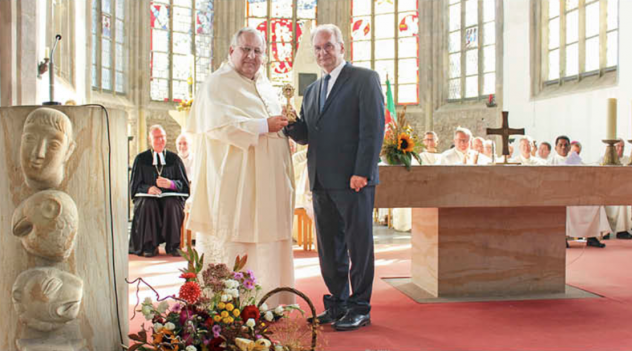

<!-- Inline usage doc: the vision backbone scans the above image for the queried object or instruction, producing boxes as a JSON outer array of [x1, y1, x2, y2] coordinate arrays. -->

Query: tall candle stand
[[601, 139, 621, 165]]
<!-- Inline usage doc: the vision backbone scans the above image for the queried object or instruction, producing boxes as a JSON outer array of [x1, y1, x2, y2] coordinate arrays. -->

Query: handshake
[[267, 105, 297, 133]]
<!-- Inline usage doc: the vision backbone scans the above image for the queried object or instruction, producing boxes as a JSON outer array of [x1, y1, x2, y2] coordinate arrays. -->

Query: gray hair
[[454, 127, 472, 139], [230, 27, 266, 53], [312, 24, 345, 46], [424, 131, 438, 141], [148, 124, 166, 138], [518, 135, 534, 144]]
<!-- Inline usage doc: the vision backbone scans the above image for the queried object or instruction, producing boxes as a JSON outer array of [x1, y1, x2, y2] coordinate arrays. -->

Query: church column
[[129, 0, 152, 154], [419, 0, 438, 132], [212, 0, 246, 71], [316, 0, 351, 60], [16, 0, 39, 105], [0, 0, 17, 106]]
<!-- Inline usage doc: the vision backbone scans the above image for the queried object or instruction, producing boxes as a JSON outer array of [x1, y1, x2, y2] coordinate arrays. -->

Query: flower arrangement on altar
[[127, 247, 311, 351], [177, 99, 194, 112], [380, 106, 424, 170]]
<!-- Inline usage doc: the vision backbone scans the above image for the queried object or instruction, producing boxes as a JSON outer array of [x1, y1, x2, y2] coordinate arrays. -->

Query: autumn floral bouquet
[[127, 248, 303, 351], [380, 107, 423, 170], [177, 99, 194, 112]]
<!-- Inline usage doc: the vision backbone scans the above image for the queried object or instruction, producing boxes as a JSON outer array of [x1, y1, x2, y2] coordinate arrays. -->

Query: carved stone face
[[20, 108, 76, 190], [12, 267, 83, 332], [12, 190, 79, 262]]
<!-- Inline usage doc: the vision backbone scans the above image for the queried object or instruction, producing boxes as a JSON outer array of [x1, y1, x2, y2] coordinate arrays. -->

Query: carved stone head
[[20, 108, 76, 190], [12, 267, 83, 332], [12, 190, 79, 262]]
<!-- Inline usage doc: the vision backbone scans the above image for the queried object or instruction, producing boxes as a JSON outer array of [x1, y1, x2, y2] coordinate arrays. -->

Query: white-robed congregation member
[[439, 127, 491, 165], [419, 131, 441, 165], [548, 135, 609, 247], [603, 139, 632, 239], [511, 136, 545, 165], [186, 27, 295, 305]]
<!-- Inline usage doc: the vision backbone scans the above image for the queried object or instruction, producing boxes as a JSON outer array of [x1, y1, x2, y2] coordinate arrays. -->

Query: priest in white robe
[[536, 141, 552, 162], [510, 136, 545, 165], [439, 127, 491, 165], [419, 131, 441, 165], [549, 136, 608, 247], [186, 27, 295, 304]]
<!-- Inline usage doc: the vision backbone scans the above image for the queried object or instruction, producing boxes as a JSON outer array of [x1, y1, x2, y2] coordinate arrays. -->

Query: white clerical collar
[[152, 150, 166, 166]]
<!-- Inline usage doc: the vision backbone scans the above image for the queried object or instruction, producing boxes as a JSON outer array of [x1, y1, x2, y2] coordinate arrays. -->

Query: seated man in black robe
[[129, 125, 189, 257]]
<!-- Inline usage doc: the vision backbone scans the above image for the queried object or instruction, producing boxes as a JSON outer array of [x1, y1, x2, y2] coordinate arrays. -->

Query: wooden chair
[[294, 208, 314, 251], [180, 202, 192, 250]]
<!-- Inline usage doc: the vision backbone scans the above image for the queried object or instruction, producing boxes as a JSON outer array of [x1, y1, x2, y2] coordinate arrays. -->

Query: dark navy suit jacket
[[286, 62, 385, 190]]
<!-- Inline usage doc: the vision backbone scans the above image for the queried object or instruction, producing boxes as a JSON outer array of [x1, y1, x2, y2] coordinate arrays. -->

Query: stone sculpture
[[20, 108, 76, 190], [12, 267, 84, 332], [11, 190, 79, 262]]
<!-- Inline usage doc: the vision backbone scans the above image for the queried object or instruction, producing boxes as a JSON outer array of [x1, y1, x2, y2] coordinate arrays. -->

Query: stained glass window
[[447, 0, 495, 101], [544, 0, 618, 82], [150, 0, 214, 102], [245, 0, 317, 93], [350, 0, 419, 104], [92, 0, 126, 94]]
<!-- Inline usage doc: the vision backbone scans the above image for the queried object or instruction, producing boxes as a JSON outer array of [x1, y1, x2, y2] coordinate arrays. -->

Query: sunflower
[[397, 133, 415, 153]]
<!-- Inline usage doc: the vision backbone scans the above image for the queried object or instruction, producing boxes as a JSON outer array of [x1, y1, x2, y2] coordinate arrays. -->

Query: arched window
[[542, 0, 617, 83], [92, 0, 126, 94], [350, 0, 419, 105], [447, 0, 496, 101], [150, 0, 214, 102], [245, 0, 317, 92]]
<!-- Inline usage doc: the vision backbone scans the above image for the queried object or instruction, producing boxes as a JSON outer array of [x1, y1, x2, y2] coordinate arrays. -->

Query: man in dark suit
[[285, 24, 385, 331]]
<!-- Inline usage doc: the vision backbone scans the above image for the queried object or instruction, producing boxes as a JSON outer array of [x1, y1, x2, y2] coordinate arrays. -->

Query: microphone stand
[[43, 34, 62, 105]]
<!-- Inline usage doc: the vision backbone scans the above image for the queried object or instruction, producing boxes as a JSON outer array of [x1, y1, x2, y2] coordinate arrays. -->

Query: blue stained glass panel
[[297, 0, 317, 18], [116, 43, 124, 69], [92, 5, 98, 34], [465, 27, 478, 49]]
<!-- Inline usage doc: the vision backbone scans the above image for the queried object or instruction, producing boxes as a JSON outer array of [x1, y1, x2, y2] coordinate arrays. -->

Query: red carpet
[[129, 240, 632, 350]]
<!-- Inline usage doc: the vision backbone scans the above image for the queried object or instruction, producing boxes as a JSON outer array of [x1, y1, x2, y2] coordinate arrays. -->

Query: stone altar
[[375, 165, 632, 298]]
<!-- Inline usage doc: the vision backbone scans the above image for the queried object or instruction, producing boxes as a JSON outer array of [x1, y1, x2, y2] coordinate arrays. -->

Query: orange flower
[[397, 133, 414, 153], [179, 281, 201, 304]]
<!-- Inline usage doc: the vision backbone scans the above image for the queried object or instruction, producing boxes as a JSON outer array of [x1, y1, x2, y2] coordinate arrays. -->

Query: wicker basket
[[257, 287, 318, 351]]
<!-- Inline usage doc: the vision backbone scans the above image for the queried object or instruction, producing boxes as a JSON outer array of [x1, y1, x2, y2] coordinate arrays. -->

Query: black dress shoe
[[307, 309, 346, 325], [587, 237, 606, 248], [333, 311, 370, 331], [143, 248, 159, 257], [617, 232, 632, 239]]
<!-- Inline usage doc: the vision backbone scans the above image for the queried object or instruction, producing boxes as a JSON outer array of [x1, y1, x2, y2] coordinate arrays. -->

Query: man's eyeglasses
[[313, 43, 336, 54], [239, 46, 264, 56]]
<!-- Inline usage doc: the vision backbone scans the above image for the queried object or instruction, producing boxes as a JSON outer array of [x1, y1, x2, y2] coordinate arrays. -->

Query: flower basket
[[257, 287, 318, 351]]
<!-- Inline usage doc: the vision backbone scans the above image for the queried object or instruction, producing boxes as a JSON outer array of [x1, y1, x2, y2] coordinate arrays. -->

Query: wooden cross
[[486, 111, 525, 157]]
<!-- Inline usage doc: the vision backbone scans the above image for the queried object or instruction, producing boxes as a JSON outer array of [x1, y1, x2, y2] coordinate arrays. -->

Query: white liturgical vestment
[[439, 148, 490, 165], [187, 62, 295, 304], [547, 152, 612, 238], [510, 154, 545, 165]]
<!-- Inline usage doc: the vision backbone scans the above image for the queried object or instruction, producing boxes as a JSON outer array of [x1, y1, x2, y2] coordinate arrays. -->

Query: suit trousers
[[312, 185, 375, 314]]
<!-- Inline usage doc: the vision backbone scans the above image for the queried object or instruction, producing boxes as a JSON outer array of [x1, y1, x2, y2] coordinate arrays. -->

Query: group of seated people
[[411, 126, 632, 248], [128, 125, 194, 258]]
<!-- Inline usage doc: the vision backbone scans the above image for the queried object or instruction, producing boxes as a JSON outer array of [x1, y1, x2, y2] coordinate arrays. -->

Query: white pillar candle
[[607, 98, 617, 140]]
